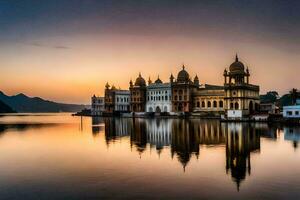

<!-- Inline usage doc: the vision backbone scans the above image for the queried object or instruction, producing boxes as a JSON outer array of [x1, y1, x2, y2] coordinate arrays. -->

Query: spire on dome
[[235, 53, 239, 62], [148, 76, 152, 84]]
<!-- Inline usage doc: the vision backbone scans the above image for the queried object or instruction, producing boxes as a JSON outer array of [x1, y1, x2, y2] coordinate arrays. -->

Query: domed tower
[[223, 54, 260, 119], [171, 64, 197, 112], [177, 65, 190, 83], [130, 73, 147, 112]]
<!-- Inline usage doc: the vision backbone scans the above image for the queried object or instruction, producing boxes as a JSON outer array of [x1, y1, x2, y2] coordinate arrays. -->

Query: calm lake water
[[0, 114, 300, 199]]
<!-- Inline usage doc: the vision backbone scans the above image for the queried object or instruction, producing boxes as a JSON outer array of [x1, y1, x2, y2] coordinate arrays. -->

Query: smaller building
[[104, 83, 131, 114], [114, 90, 130, 112], [146, 77, 172, 113], [193, 84, 225, 116], [91, 95, 104, 116], [283, 105, 300, 119], [130, 73, 147, 112]]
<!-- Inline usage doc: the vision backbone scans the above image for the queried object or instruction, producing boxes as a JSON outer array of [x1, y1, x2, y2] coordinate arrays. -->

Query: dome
[[177, 65, 190, 83], [155, 76, 163, 84], [134, 73, 146, 86], [229, 54, 245, 73]]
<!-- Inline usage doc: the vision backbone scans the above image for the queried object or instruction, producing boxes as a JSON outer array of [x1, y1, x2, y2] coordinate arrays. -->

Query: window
[[296, 111, 299, 115], [230, 103, 233, 109], [287, 111, 293, 116], [165, 95, 168, 101], [184, 95, 187, 100], [219, 101, 223, 108], [175, 96, 177, 100], [235, 102, 239, 109], [213, 101, 217, 108], [208, 101, 211, 108], [202, 101, 205, 108], [179, 96, 182, 101], [197, 102, 200, 107]]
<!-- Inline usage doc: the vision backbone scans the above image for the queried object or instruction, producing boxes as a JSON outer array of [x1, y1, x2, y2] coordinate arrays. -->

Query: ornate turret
[[155, 75, 163, 84], [170, 73, 174, 83], [148, 77, 152, 85], [111, 85, 116, 90], [105, 82, 110, 89], [129, 79, 133, 88], [194, 74, 199, 87]]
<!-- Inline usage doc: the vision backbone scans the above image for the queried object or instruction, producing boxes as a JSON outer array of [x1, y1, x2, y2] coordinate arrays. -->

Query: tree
[[290, 88, 298, 105]]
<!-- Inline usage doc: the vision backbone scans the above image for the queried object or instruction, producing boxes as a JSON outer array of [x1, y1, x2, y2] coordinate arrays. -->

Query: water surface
[[0, 114, 300, 199]]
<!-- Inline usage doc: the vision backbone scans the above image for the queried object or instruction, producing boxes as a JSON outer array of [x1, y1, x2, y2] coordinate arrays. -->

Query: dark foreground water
[[0, 114, 300, 199]]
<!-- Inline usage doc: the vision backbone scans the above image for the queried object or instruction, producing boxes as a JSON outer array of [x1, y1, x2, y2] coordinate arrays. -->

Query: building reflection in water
[[92, 117, 278, 190], [284, 126, 300, 149]]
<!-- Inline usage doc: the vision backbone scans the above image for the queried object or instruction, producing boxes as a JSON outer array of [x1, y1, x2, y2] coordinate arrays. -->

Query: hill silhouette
[[0, 91, 87, 113]]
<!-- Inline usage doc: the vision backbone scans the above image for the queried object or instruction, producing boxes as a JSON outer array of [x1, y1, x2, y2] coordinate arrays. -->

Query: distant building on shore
[[104, 83, 130, 114], [283, 99, 300, 119], [91, 95, 104, 116]]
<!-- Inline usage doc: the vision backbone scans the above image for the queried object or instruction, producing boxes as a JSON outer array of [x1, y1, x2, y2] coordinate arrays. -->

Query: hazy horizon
[[0, 0, 299, 104]]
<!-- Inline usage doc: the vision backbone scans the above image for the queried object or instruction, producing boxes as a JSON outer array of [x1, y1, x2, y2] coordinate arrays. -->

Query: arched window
[[219, 101, 223, 108], [197, 101, 200, 107], [213, 101, 217, 108], [235, 102, 239, 109], [202, 101, 205, 108], [230, 103, 233, 109], [208, 101, 211, 108]]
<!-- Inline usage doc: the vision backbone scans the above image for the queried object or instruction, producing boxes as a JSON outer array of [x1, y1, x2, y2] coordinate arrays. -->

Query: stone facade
[[129, 73, 147, 112], [95, 54, 260, 117], [193, 84, 225, 115], [146, 77, 172, 113], [171, 65, 198, 112], [91, 95, 104, 116], [104, 83, 130, 113], [223, 55, 260, 119]]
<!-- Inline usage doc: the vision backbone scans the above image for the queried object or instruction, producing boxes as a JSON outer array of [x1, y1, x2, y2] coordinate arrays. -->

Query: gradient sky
[[0, 0, 299, 104]]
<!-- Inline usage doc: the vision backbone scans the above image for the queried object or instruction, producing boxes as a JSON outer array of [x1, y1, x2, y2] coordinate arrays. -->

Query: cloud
[[25, 42, 71, 50]]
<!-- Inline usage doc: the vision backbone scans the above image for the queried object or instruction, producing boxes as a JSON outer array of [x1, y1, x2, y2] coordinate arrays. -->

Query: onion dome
[[177, 64, 190, 83], [134, 72, 146, 86], [229, 54, 245, 73], [155, 75, 163, 84]]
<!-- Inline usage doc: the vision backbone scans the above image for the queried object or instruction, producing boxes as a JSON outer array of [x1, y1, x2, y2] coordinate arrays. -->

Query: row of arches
[[148, 106, 169, 113], [196, 100, 224, 108]]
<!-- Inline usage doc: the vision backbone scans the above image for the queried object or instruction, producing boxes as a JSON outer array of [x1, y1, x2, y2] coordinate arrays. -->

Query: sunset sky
[[0, 0, 299, 104]]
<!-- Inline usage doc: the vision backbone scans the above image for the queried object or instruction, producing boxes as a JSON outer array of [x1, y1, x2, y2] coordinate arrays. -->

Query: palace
[[91, 54, 260, 119]]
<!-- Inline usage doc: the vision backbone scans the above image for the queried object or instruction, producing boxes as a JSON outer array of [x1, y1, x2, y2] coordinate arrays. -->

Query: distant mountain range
[[0, 100, 15, 113], [0, 91, 88, 113]]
